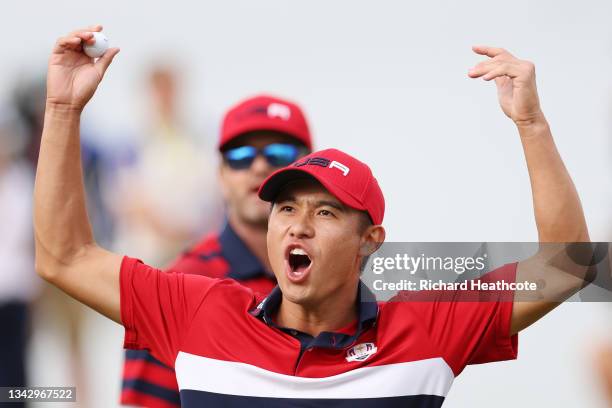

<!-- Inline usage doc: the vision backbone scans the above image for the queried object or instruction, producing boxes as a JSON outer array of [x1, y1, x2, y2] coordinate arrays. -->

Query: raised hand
[[468, 46, 544, 127], [46, 25, 120, 111]]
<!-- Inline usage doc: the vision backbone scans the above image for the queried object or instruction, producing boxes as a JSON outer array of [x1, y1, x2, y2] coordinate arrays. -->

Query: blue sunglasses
[[223, 143, 304, 170]]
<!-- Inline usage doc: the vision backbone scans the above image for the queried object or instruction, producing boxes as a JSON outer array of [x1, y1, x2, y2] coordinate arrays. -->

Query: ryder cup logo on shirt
[[346, 342, 378, 362], [267, 103, 291, 121]]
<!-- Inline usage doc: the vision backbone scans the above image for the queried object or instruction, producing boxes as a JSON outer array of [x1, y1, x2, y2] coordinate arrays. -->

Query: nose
[[250, 154, 273, 177], [289, 212, 315, 240]]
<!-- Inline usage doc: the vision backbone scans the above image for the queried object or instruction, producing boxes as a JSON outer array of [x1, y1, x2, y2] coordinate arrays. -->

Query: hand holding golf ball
[[83, 31, 109, 58], [46, 25, 120, 111]]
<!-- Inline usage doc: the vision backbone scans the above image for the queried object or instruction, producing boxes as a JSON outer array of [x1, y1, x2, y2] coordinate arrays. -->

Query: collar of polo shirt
[[250, 281, 379, 349]]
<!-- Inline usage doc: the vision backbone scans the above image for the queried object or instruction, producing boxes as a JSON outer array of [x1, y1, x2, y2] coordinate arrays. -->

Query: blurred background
[[0, 0, 611, 407]]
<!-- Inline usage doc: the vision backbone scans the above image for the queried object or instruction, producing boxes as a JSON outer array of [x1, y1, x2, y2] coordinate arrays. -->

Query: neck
[[276, 283, 359, 337], [228, 215, 271, 271]]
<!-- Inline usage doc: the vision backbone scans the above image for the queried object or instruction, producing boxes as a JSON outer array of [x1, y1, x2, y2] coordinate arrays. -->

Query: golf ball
[[83, 32, 109, 58]]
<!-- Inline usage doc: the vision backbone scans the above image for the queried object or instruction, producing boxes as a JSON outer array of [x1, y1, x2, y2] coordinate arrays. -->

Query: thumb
[[95, 47, 120, 77]]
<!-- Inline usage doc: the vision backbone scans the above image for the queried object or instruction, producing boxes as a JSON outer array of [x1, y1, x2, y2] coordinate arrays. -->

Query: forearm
[[518, 117, 589, 242], [32, 26, 124, 323], [511, 117, 592, 334], [34, 104, 95, 277]]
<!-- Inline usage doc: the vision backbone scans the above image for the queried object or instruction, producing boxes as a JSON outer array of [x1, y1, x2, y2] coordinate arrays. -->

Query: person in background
[[120, 94, 313, 407], [0, 104, 38, 408], [111, 65, 221, 268]]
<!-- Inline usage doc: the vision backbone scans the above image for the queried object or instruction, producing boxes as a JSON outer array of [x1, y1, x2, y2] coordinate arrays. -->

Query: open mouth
[[286, 247, 312, 283], [289, 248, 311, 271]]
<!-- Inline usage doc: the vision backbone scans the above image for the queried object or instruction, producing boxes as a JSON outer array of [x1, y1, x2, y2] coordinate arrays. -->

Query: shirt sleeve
[[120, 256, 219, 368], [394, 263, 518, 376]]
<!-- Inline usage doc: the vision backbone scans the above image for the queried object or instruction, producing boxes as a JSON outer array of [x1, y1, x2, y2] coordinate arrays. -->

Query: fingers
[[52, 25, 104, 54], [480, 66, 516, 81], [53, 36, 82, 54], [95, 48, 120, 77], [68, 25, 103, 38], [468, 46, 535, 81], [56, 36, 81, 48], [468, 59, 522, 80], [472, 45, 514, 59], [69, 25, 102, 45]]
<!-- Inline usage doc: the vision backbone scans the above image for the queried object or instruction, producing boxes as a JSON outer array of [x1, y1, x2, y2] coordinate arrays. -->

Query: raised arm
[[468, 46, 591, 335], [34, 26, 122, 322]]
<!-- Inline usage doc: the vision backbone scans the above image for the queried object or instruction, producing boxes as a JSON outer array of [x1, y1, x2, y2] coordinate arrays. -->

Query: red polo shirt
[[120, 254, 518, 407]]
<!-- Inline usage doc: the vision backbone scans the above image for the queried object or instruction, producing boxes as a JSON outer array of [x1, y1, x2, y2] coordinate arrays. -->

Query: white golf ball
[[83, 32, 109, 58]]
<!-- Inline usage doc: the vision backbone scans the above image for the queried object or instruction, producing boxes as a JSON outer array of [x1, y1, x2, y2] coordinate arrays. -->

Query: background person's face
[[219, 131, 307, 228], [267, 179, 365, 307]]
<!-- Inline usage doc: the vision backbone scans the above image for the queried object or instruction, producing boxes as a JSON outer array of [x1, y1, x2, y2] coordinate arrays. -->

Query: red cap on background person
[[258, 148, 385, 225], [219, 95, 312, 151]]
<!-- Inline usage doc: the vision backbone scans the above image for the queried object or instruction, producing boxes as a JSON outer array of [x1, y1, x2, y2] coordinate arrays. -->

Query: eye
[[279, 205, 294, 213], [317, 209, 335, 217]]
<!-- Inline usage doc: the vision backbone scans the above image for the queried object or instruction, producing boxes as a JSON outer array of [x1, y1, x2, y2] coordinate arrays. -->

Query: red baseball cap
[[258, 149, 385, 225], [219, 94, 312, 151]]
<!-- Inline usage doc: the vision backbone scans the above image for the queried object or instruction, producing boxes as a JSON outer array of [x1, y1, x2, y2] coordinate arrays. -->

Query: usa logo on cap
[[259, 148, 386, 225]]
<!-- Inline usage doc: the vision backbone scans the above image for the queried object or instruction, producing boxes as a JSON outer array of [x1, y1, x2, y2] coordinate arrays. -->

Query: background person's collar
[[219, 222, 268, 281]]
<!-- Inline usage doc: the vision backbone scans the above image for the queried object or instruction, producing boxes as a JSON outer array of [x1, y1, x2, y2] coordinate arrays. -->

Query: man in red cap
[[35, 27, 592, 407], [120, 93, 313, 407]]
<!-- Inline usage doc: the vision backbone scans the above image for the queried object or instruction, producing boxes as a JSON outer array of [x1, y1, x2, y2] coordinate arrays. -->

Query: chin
[[280, 282, 313, 305]]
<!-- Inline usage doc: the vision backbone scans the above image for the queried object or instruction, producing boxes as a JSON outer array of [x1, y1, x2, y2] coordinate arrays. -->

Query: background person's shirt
[[111, 124, 222, 268], [119, 255, 518, 408], [0, 160, 39, 303]]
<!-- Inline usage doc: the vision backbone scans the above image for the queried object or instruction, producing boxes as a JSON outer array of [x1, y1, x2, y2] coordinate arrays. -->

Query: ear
[[359, 225, 386, 257]]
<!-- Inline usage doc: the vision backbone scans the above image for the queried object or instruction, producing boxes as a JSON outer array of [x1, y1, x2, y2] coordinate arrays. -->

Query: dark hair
[[357, 211, 373, 233]]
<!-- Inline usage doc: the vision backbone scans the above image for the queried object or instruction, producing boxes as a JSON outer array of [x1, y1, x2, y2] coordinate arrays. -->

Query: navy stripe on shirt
[[125, 349, 172, 369], [180, 389, 444, 408], [122, 379, 181, 405]]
